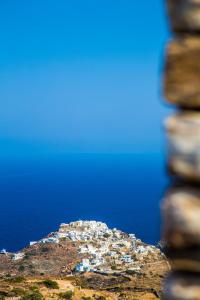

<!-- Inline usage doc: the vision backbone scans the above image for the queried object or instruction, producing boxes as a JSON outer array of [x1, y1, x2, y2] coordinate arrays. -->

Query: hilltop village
[[0, 221, 169, 299], [1, 221, 162, 274]]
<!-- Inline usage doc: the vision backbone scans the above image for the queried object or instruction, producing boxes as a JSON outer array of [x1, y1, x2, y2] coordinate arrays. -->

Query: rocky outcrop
[[162, 1, 200, 298], [164, 36, 200, 108], [164, 272, 200, 300], [167, 0, 200, 32], [166, 112, 200, 181], [162, 186, 200, 273], [162, 186, 200, 248]]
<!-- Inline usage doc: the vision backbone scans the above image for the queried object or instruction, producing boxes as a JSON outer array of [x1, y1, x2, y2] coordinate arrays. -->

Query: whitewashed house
[[108, 251, 117, 257], [0, 249, 7, 255], [75, 259, 91, 272], [30, 241, 37, 246], [13, 252, 25, 261], [41, 237, 59, 244], [56, 232, 69, 239], [122, 255, 133, 263], [136, 245, 146, 254]]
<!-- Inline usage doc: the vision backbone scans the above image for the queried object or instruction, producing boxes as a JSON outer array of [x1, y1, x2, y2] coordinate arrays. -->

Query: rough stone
[[166, 112, 200, 181], [164, 246, 200, 272], [167, 0, 200, 32], [162, 186, 200, 248], [164, 36, 200, 108], [164, 272, 200, 300]]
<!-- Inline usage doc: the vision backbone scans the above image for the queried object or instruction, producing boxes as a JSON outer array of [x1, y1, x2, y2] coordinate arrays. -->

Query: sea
[[0, 153, 168, 252]]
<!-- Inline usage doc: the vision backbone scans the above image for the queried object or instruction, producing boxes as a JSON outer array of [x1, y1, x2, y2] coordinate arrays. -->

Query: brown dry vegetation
[[0, 257, 169, 299]]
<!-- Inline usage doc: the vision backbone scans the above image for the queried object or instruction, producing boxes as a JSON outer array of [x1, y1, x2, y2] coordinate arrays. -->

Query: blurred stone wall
[[162, 1, 200, 299]]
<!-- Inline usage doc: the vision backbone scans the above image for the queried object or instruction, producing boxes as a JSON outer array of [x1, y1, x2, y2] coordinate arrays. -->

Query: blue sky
[[0, 1, 170, 158]]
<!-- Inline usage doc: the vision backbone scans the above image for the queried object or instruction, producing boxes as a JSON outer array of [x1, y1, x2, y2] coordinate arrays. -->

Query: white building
[[55, 232, 69, 239], [75, 259, 91, 272], [122, 255, 133, 264], [79, 244, 97, 254], [108, 251, 117, 257], [90, 256, 104, 267], [129, 234, 136, 239], [13, 252, 25, 261], [30, 241, 37, 246], [0, 249, 7, 255], [136, 245, 147, 254], [41, 237, 59, 244]]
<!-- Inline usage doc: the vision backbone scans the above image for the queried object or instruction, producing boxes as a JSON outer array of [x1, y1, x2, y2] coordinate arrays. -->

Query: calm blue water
[[0, 154, 167, 252]]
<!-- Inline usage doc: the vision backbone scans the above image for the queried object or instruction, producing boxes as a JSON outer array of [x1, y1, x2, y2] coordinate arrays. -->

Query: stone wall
[[162, 1, 200, 299]]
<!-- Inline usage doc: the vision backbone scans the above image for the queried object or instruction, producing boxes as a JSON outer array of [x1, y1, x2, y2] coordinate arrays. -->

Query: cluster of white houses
[[45, 221, 159, 272], [1, 221, 159, 272]]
